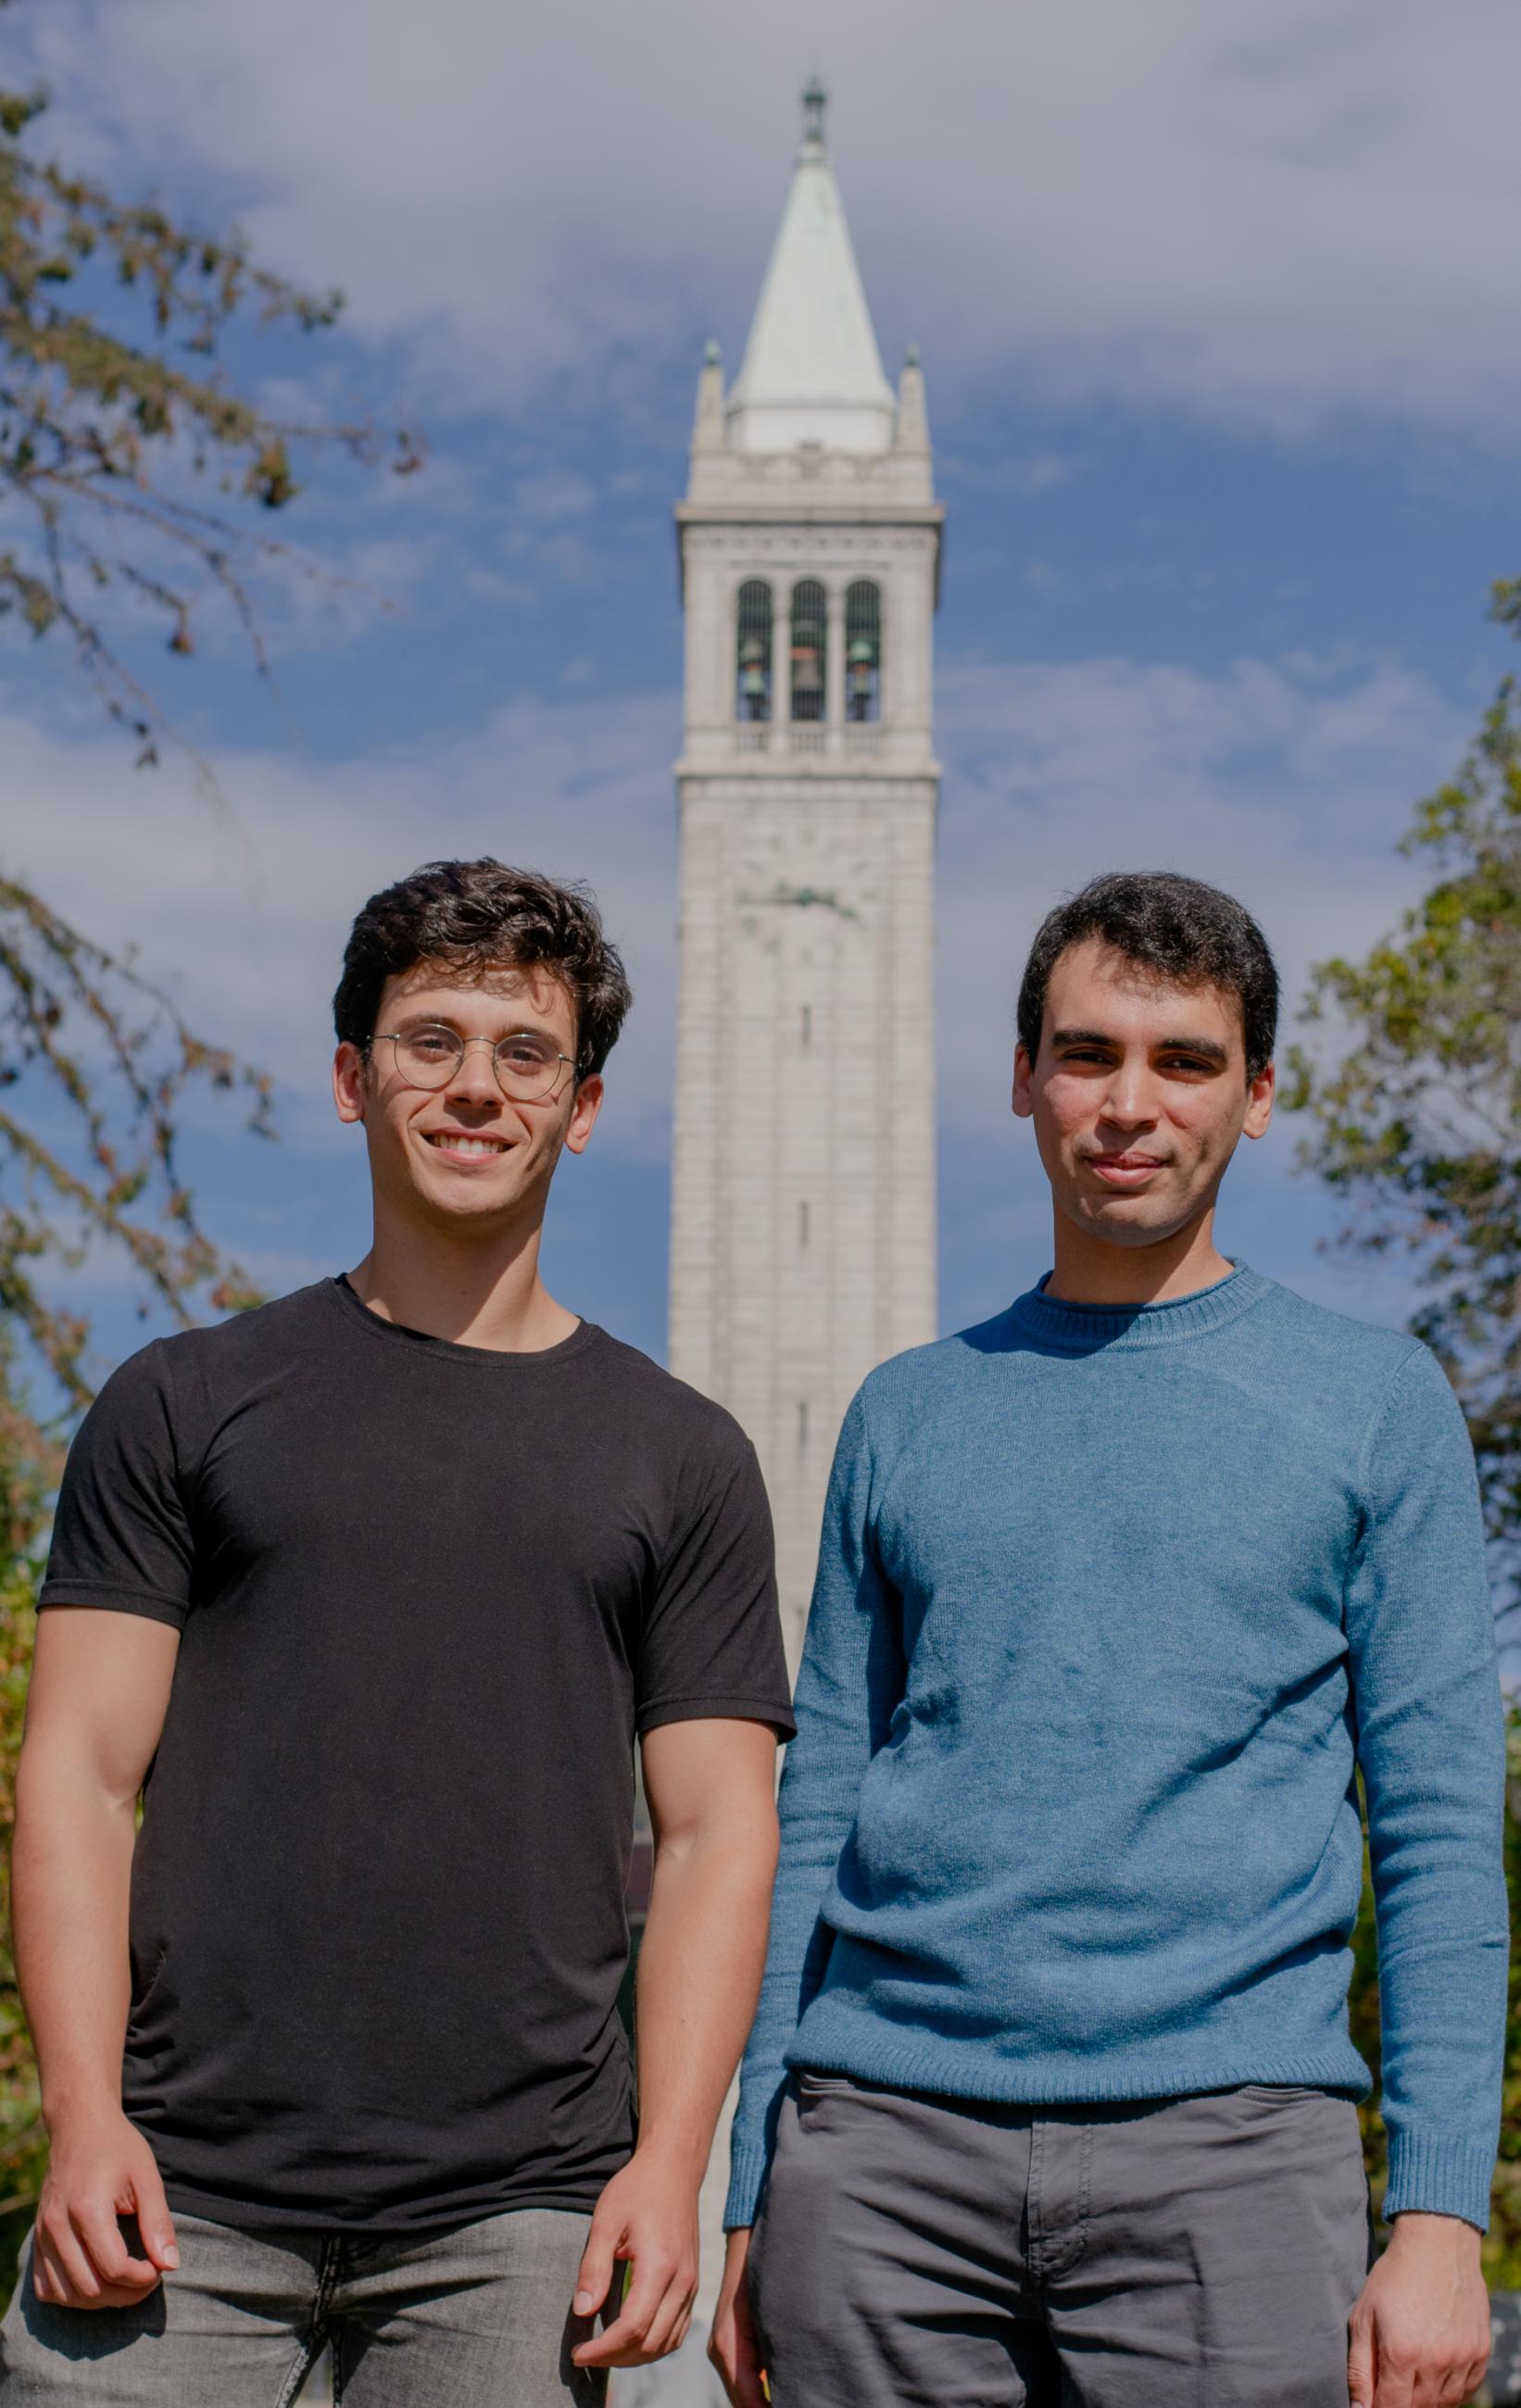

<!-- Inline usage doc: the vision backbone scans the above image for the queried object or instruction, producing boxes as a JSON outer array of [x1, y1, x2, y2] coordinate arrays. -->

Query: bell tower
[[670, 82, 943, 1673]]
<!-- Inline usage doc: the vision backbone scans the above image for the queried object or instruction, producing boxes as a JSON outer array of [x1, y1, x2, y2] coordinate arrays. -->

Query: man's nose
[[446, 1039, 503, 1104], [1100, 1065, 1157, 1125]]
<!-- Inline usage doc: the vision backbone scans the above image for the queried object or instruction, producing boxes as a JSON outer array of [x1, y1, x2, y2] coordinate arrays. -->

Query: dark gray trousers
[[749, 2074, 1372, 2407]]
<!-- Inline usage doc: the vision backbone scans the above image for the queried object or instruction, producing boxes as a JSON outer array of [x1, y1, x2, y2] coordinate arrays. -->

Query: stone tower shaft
[[670, 87, 942, 1673]]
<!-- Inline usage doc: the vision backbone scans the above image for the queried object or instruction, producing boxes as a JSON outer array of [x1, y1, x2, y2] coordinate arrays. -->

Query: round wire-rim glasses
[[369, 1024, 574, 1102]]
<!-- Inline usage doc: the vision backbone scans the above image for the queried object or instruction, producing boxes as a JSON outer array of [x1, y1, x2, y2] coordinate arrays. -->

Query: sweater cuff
[[723, 2139, 771, 2233], [1382, 2130, 1496, 2231]]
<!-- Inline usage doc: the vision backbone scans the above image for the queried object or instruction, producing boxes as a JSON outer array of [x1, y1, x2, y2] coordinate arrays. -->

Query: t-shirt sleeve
[[39, 1341, 197, 1630], [635, 1417, 794, 1737]]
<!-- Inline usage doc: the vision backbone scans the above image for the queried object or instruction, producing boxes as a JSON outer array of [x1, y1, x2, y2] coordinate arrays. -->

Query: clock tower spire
[[670, 83, 943, 1674]]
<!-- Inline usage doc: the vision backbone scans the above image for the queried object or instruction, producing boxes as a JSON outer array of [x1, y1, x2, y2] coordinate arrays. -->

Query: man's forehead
[[381, 959, 572, 1023], [1048, 940, 1241, 1039]]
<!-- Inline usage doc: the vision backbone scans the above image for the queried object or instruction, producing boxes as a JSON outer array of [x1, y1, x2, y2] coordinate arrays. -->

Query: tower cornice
[[673, 501, 945, 608]]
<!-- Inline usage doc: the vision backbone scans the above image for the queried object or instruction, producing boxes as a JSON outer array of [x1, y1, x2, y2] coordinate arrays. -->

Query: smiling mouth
[[1087, 1155, 1166, 1180], [423, 1133, 510, 1159]]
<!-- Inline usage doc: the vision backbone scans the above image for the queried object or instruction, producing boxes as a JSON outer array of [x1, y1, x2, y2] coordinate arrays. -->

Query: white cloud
[[15, 0, 1521, 442]]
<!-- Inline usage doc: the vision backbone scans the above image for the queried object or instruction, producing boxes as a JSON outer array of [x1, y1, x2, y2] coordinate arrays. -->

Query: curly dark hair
[[333, 859, 633, 1078], [1017, 871, 1279, 1079]]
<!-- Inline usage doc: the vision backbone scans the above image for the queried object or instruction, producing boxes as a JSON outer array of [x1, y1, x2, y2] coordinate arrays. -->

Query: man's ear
[[563, 1073, 604, 1158], [333, 1042, 369, 1126], [1243, 1059, 1276, 1142], [1012, 1041, 1036, 1122]]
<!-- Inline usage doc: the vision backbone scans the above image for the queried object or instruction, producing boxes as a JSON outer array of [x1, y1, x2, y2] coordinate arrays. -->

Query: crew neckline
[[1007, 1261, 1273, 1353], [327, 1274, 597, 1368]]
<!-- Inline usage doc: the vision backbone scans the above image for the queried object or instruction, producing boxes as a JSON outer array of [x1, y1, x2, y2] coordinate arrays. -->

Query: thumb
[[573, 2205, 622, 2318], [1347, 2314, 1375, 2408], [130, 2161, 179, 2274]]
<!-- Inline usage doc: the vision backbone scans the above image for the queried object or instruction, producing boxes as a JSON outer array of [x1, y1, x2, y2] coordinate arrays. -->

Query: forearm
[[14, 1747, 137, 2127], [633, 1811, 779, 2175]]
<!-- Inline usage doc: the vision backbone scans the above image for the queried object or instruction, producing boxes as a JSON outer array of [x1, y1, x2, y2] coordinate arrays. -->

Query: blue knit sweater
[[727, 1266, 1508, 2232]]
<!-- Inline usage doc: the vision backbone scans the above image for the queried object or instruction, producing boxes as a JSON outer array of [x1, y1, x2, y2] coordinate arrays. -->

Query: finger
[[638, 2269, 697, 2364], [1348, 2323, 1375, 2408], [74, 2201, 152, 2290], [128, 2163, 180, 2273], [1371, 2356, 1415, 2408], [31, 2241, 59, 2306], [574, 2258, 672, 2366], [572, 2214, 622, 2319], [40, 2216, 102, 2303]]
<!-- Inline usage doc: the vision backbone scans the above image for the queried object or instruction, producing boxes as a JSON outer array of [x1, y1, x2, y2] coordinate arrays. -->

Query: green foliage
[[0, 48, 419, 778], [1285, 621, 1521, 1633], [0, 874, 272, 1411], [1349, 1714, 1521, 2288]]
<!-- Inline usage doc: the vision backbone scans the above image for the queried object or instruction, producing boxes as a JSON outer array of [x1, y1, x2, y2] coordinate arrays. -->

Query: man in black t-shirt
[[3, 859, 794, 2404]]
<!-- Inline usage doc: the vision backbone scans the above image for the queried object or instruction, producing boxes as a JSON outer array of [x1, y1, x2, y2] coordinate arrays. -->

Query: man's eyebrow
[[386, 1006, 555, 1037], [1049, 1024, 1231, 1064], [1154, 1033, 1231, 1064]]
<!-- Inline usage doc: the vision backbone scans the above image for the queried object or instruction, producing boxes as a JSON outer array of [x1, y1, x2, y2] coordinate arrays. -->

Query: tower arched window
[[735, 580, 773, 722], [846, 581, 882, 722], [789, 581, 827, 723]]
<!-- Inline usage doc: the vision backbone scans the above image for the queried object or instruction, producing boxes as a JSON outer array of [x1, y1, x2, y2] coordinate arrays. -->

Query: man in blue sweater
[[711, 872, 1507, 2408]]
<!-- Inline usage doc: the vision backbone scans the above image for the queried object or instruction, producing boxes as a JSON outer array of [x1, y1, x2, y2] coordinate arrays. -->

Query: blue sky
[[5, 0, 1520, 1381]]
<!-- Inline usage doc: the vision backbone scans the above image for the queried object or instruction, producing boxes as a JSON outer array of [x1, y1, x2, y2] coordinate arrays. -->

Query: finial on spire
[[801, 77, 827, 152], [905, 342, 920, 367], [704, 338, 721, 366]]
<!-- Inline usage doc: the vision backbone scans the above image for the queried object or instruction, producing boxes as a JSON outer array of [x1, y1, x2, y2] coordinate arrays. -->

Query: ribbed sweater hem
[[786, 2034, 1369, 2107], [724, 2039, 1374, 2229], [1384, 2132, 1496, 2232]]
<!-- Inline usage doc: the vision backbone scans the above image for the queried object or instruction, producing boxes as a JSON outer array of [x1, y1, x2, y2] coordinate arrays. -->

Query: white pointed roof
[[726, 84, 896, 456]]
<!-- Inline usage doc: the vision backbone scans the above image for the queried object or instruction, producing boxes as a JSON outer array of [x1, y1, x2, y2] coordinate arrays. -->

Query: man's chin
[[409, 1173, 529, 1227], [1067, 1194, 1193, 1249]]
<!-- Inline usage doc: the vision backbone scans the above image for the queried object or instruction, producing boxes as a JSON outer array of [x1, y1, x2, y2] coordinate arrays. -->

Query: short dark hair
[[333, 859, 633, 1078], [1016, 871, 1278, 1079]]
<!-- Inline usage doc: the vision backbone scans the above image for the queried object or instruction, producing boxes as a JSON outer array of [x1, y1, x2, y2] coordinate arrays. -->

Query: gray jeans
[[0, 2206, 607, 2406], [749, 2073, 1373, 2407]]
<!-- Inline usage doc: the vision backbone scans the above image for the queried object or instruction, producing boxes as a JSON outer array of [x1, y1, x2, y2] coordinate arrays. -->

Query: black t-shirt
[[40, 1278, 793, 2233]]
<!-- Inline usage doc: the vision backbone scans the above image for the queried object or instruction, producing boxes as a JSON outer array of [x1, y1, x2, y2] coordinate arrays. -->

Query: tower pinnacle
[[724, 78, 894, 454], [800, 76, 827, 154]]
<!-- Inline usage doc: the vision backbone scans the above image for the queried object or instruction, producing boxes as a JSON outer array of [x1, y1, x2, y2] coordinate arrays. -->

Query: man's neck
[[1044, 1207, 1235, 1310], [347, 1211, 579, 1353]]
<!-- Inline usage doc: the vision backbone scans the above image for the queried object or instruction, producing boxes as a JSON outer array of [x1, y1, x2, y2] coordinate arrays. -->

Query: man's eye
[[412, 1032, 455, 1057], [502, 1042, 551, 1070]]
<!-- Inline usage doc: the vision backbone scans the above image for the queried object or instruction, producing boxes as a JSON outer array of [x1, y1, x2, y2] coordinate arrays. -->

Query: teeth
[[430, 1135, 504, 1155]]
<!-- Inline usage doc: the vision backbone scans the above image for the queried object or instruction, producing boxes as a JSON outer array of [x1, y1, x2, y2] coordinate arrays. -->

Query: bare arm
[[572, 1715, 781, 2372], [13, 1607, 181, 2308]]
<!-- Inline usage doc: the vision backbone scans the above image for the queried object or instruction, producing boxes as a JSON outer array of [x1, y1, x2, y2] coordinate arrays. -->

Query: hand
[[32, 2106, 178, 2311], [570, 2146, 699, 2370], [1348, 2213, 1490, 2407], [710, 2226, 768, 2408]]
